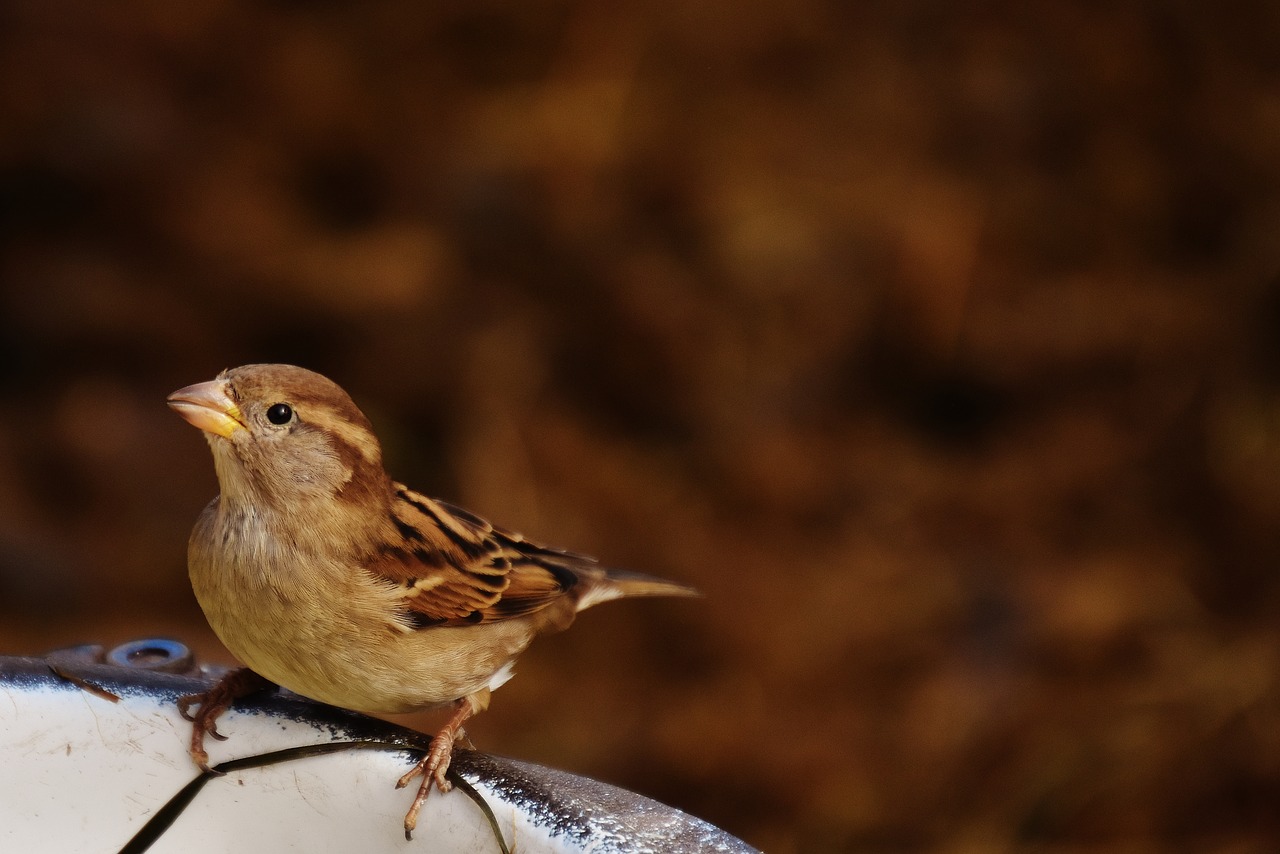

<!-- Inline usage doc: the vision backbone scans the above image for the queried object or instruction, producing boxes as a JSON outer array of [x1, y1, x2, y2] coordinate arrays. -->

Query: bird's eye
[[266, 403, 293, 425]]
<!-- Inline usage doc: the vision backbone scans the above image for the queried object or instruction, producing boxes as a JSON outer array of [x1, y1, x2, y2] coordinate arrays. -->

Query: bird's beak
[[167, 379, 245, 439]]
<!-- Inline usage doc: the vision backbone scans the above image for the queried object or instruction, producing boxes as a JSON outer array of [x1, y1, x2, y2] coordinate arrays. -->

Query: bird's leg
[[176, 667, 275, 772], [398, 689, 490, 839]]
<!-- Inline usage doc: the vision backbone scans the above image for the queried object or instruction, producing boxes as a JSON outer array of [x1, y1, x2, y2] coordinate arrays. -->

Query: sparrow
[[166, 364, 697, 837]]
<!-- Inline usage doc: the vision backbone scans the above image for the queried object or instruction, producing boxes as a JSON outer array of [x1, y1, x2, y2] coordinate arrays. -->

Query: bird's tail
[[576, 567, 700, 612]]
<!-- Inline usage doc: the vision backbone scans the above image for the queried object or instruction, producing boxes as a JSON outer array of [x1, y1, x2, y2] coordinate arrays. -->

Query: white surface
[[0, 657, 756, 854], [2, 676, 531, 852]]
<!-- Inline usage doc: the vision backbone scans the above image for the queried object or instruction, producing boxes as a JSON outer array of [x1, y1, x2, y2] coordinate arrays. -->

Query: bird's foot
[[398, 730, 456, 836], [176, 667, 274, 773], [398, 699, 481, 839]]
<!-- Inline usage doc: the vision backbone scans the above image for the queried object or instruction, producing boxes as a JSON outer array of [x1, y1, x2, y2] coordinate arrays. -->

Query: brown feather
[[369, 484, 603, 627], [174, 363, 697, 715]]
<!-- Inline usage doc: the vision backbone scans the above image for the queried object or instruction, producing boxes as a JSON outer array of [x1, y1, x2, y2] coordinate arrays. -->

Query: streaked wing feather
[[369, 485, 587, 627]]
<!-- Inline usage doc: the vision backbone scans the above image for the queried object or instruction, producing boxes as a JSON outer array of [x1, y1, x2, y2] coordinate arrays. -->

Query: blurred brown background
[[3, 2, 1280, 852]]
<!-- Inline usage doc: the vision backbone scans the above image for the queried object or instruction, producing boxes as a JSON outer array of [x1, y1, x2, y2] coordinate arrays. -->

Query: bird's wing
[[367, 484, 594, 628]]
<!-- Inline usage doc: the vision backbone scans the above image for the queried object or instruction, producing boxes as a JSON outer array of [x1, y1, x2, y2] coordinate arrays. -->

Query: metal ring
[[105, 639, 194, 673]]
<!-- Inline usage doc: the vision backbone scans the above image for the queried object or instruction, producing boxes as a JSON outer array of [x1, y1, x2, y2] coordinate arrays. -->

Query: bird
[[166, 363, 697, 837]]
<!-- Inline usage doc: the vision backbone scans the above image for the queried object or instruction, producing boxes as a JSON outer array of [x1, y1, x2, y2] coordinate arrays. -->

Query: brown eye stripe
[[305, 407, 381, 464]]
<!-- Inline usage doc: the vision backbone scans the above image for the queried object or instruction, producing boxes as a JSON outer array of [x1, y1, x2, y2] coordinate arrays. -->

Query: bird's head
[[168, 364, 388, 510]]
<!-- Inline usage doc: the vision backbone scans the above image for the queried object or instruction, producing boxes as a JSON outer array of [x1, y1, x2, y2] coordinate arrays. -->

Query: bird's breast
[[188, 502, 536, 713]]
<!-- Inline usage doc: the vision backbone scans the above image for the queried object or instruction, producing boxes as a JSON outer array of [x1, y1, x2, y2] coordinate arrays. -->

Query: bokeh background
[[3, 2, 1280, 851]]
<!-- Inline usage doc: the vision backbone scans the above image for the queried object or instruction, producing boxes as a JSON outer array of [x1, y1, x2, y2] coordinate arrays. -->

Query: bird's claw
[[399, 738, 456, 837], [175, 694, 199, 722], [190, 746, 222, 776], [176, 668, 274, 773]]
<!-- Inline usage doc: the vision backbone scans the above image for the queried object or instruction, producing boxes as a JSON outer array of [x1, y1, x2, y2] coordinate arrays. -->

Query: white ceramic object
[[0, 643, 755, 854]]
